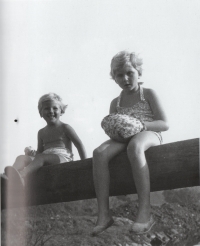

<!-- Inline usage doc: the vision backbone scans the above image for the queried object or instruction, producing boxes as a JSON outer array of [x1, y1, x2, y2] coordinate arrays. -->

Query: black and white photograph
[[1, 1, 200, 245]]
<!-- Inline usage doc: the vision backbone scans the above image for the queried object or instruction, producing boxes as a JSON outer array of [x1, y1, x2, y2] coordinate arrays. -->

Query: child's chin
[[48, 116, 56, 120], [46, 118, 56, 123]]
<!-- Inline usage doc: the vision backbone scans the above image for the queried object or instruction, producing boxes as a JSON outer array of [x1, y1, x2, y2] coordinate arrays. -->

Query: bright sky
[[1, 0, 200, 173]]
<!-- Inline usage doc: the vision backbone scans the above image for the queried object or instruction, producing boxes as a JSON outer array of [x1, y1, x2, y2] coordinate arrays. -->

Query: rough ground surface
[[1, 187, 200, 246]]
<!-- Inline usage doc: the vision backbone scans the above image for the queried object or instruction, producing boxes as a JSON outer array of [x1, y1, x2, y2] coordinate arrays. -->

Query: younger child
[[92, 51, 169, 236], [5, 93, 87, 187]]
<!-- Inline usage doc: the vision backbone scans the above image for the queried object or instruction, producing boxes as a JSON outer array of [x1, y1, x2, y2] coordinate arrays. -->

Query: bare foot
[[91, 217, 114, 236], [135, 208, 151, 223], [130, 215, 155, 234], [95, 210, 113, 226]]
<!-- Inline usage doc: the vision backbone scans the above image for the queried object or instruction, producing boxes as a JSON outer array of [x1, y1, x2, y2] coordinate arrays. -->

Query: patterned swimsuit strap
[[140, 86, 145, 101], [117, 86, 145, 107], [116, 92, 122, 107]]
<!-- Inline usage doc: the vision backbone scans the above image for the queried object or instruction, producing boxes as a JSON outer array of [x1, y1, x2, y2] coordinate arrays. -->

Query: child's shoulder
[[110, 96, 119, 113], [62, 123, 74, 132], [38, 126, 46, 134], [110, 96, 119, 106], [62, 123, 77, 137], [37, 127, 47, 139], [143, 87, 158, 99]]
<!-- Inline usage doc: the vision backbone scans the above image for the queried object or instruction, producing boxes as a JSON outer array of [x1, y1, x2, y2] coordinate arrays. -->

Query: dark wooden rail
[[1, 138, 199, 209]]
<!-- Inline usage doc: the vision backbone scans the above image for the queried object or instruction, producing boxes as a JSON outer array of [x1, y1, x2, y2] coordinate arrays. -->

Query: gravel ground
[[1, 187, 200, 246]]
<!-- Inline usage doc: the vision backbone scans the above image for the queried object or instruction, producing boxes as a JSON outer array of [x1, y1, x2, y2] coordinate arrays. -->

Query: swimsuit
[[29, 147, 73, 163], [43, 131, 68, 148], [42, 147, 73, 163], [116, 86, 163, 144], [41, 131, 73, 162]]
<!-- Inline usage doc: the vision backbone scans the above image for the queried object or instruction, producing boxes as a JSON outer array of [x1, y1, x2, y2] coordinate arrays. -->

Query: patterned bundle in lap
[[101, 113, 143, 142]]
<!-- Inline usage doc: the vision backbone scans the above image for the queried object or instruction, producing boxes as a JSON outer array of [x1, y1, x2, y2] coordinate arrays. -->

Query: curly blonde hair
[[110, 50, 143, 80], [38, 93, 67, 117]]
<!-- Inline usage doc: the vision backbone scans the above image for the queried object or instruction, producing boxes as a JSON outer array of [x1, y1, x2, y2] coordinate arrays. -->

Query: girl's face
[[41, 100, 62, 124], [114, 63, 139, 92]]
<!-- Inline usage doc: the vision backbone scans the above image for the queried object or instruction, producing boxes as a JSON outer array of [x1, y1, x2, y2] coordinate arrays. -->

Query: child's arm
[[24, 130, 43, 156], [64, 125, 87, 160], [144, 89, 169, 132], [109, 98, 118, 114], [36, 129, 44, 155]]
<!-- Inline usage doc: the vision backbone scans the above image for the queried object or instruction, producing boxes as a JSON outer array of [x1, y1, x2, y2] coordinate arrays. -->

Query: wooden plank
[[1, 138, 199, 209]]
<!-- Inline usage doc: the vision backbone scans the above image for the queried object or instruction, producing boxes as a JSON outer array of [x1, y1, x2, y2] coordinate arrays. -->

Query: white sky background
[[1, 0, 200, 173]]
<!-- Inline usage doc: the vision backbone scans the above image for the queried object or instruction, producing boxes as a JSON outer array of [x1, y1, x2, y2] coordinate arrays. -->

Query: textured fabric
[[116, 86, 154, 122], [116, 86, 162, 144], [43, 147, 73, 163], [101, 113, 143, 142], [43, 132, 67, 147], [29, 147, 73, 163]]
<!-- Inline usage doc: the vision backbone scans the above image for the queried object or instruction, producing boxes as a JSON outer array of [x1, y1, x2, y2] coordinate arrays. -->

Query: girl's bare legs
[[20, 154, 60, 178], [93, 139, 127, 226], [127, 131, 160, 223], [5, 154, 60, 189], [13, 155, 32, 171]]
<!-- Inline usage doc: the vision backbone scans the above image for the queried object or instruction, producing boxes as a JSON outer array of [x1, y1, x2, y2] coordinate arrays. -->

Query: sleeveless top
[[116, 86, 154, 122], [43, 132, 66, 145], [43, 131, 70, 151]]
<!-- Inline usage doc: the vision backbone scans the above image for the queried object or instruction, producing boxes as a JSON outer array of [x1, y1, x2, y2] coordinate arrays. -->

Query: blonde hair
[[38, 93, 67, 117], [110, 50, 143, 80]]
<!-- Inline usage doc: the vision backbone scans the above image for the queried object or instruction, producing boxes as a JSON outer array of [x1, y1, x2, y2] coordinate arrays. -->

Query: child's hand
[[24, 146, 36, 156]]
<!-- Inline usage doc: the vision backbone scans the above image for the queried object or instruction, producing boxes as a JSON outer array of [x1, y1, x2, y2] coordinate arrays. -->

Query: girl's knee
[[14, 155, 31, 170], [93, 146, 109, 164], [93, 147, 100, 157], [127, 140, 145, 157], [93, 146, 105, 158], [15, 155, 31, 165], [15, 155, 26, 162]]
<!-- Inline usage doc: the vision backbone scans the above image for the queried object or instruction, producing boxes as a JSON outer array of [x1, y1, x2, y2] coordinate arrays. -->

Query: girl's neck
[[47, 120, 62, 127], [123, 85, 140, 96]]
